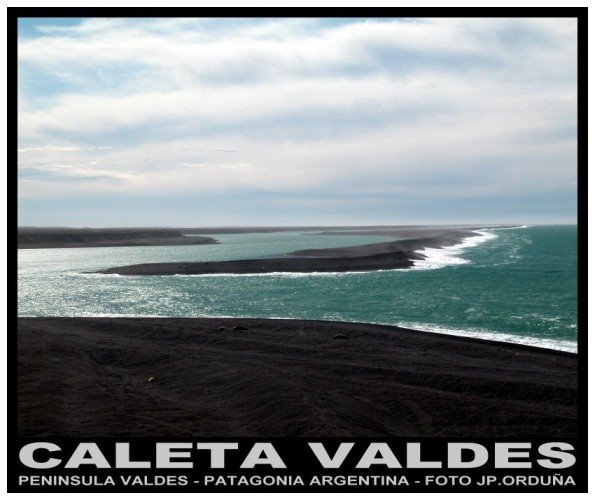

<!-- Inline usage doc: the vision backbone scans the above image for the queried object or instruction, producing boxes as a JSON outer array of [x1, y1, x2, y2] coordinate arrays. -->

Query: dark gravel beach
[[18, 317, 577, 437]]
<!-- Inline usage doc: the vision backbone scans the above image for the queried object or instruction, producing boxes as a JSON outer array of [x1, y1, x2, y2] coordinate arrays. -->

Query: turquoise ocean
[[18, 225, 577, 352]]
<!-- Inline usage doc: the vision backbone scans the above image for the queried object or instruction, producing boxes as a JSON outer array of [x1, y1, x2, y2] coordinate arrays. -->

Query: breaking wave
[[397, 322, 576, 353], [412, 231, 498, 270]]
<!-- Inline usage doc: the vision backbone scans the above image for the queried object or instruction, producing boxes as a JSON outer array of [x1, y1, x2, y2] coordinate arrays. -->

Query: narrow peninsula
[[96, 228, 479, 275]]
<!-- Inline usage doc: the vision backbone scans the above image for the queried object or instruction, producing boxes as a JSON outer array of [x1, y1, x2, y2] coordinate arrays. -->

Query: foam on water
[[487, 225, 531, 231], [397, 322, 577, 353], [171, 271, 373, 278], [168, 269, 409, 278], [412, 231, 498, 270], [75, 272, 137, 279]]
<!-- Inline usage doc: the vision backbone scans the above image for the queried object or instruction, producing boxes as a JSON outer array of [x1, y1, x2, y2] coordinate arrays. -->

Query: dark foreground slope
[[18, 228, 218, 249], [18, 317, 576, 437]]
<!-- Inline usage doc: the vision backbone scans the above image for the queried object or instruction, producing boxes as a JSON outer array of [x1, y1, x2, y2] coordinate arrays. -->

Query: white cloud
[[18, 17, 577, 219]]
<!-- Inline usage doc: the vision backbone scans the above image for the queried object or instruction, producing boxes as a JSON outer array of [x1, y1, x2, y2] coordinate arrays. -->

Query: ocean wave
[[170, 270, 384, 278], [75, 272, 137, 278], [77, 269, 404, 279], [397, 322, 576, 353], [412, 231, 498, 271]]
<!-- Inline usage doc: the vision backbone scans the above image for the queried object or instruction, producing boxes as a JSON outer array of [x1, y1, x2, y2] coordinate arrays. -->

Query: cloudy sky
[[18, 17, 577, 227]]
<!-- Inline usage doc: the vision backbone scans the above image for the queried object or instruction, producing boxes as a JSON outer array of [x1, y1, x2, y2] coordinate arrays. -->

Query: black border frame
[[8, 7, 588, 493]]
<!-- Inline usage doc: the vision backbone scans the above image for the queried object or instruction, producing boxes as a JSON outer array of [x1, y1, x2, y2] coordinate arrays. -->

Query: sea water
[[17, 225, 578, 352]]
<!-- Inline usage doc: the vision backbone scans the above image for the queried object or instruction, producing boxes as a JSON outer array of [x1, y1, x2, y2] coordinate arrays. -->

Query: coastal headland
[[18, 317, 577, 437]]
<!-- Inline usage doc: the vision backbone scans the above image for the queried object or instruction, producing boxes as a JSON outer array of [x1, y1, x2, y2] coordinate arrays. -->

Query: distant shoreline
[[18, 316, 577, 437], [17, 224, 513, 250], [17, 228, 219, 249], [96, 228, 480, 275]]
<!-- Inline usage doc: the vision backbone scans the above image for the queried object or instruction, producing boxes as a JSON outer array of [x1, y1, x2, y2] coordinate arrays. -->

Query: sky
[[17, 17, 578, 227]]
